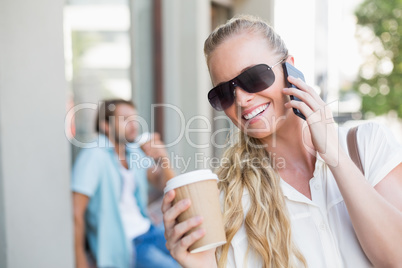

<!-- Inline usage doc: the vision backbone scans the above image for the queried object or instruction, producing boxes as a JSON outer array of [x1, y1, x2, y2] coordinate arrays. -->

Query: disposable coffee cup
[[164, 169, 226, 253], [135, 132, 151, 147]]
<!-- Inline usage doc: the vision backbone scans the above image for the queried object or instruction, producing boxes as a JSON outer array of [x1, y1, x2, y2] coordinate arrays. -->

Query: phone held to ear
[[282, 62, 306, 120]]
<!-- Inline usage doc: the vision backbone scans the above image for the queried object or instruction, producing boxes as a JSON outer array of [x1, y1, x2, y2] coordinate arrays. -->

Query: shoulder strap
[[347, 126, 364, 175]]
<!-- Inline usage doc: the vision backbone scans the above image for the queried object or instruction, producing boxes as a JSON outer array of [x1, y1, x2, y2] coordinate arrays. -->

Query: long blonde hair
[[204, 15, 307, 268]]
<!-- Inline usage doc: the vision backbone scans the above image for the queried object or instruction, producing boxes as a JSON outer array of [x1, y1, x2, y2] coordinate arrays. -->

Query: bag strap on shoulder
[[347, 126, 364, 175]]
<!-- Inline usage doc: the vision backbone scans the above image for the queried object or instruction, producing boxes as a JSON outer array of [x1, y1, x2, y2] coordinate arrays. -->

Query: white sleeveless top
[[118, 166, 151, 240]]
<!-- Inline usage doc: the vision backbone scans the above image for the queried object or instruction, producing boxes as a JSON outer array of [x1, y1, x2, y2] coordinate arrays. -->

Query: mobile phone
[[282, 62, 306, 120]]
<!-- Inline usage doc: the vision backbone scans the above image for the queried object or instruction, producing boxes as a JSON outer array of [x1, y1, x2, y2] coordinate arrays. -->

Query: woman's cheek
[[225, 109, 243, 129]]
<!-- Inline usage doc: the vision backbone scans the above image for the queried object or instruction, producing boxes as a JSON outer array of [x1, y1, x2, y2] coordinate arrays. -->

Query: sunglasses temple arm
[[271, 57, 287, 69]]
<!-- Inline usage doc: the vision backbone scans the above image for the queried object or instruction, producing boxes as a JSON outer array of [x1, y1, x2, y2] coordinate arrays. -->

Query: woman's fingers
[[283, 87, 320, 112], [172, 216, 203, 240], [162, 194, 205, 259], [171, 228, 206, 258], [167, 216, 204, 251], [287, 76, 325, 105], [179, 228, 206, 250], [287, 75, 312, 93], [283, 75, 333, 124], [285, 100, 314, 120], [162, 192, 214, 266], [285, 76, 339, 164], [163, 197, 191, 230], [162, 190, 178, 232], [162, 190, 175, 213]]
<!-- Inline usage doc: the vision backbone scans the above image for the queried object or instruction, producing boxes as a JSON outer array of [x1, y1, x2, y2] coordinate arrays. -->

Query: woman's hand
[[283, 76, 340, 166], [162, 190, 217, 268]]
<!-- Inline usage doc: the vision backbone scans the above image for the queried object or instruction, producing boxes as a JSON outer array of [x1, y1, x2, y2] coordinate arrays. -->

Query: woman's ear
[[286, 55, 295, 65]]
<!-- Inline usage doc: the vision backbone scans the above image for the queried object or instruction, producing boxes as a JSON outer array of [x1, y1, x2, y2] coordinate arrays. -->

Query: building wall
[[130, 0, 155, 127], [0, 134, 6, 268], [0, 0, 74, 267], [159, 0, 276, 171], [234, 0, 275, 23], [162, 0, 213, 172]]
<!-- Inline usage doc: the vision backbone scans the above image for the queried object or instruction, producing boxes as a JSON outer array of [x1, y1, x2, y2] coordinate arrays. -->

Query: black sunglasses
[[207, 59, 285, 111]]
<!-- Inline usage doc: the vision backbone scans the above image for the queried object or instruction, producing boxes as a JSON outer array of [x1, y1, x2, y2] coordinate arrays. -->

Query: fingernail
[[195, 216, 203, 222], [182, 199, 190, 206], [196, 228, 205, 235]]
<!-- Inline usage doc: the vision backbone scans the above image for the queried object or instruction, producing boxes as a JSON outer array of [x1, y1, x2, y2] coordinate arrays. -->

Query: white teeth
[[244, 104, 269, 120]]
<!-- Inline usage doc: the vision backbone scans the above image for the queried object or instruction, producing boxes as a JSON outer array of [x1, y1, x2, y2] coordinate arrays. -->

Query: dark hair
[[95, 99, 136, 133]]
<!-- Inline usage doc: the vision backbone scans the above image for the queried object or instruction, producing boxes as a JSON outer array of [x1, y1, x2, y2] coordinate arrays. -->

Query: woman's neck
[[260, 117, 316, 188]]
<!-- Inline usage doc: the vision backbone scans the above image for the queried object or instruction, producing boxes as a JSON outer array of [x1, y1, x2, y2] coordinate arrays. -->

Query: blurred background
[[0, 0, 401, 267]]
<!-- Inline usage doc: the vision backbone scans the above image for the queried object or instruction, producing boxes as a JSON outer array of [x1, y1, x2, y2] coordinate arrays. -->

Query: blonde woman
[[162, 16, 402, 268]]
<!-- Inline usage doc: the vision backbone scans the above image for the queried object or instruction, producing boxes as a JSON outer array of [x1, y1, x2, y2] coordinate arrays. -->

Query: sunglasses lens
[[237, 64, 275, 93], [208, 83, 234, 111], [207, 64, 276, 111]]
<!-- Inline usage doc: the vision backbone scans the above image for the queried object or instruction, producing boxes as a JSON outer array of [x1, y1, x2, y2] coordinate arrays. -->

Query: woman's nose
[[234, 86, 254, 107]]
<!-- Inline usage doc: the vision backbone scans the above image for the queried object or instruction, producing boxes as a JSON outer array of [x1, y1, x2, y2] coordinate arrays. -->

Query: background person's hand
[[283, 76, 340, 166], [141, 132, 169, 160], [162, 190, 217, 268]]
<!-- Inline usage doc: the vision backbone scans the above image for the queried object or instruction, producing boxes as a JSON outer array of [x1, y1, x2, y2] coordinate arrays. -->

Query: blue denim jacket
[[71, 134, 151, 268]]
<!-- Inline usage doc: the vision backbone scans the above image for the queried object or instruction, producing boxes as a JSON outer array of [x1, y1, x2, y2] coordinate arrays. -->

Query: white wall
[[274, 0, 317, 86], [162, 0, 213, 173], [0, 0, 74, 267]]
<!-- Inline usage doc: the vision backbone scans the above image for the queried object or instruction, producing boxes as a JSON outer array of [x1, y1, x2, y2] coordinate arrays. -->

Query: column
[[0, 0, 74, 267]]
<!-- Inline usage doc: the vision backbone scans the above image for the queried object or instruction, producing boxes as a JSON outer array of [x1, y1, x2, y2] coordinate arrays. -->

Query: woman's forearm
[[328, 150, 402, 267]]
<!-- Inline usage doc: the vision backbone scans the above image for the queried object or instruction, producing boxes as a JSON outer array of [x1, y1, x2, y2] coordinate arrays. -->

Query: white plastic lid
[[164, 169, 218, 194], [190, 241, 227, 253], [135, 132, 151, 146]]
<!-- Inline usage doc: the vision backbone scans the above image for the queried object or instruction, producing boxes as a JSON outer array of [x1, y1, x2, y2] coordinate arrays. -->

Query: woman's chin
[[242, 131, 273, 141]]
